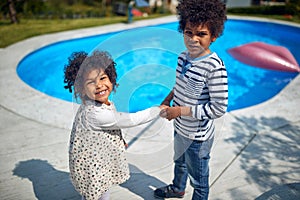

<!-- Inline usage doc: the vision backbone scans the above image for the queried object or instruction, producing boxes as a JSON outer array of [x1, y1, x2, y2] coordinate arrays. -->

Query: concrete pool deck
[[0, 15, 300, 199]]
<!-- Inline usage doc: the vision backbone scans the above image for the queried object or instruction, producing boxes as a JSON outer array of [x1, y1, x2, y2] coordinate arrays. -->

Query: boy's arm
[[161, 90, 174, 106], [161, 106, 192, 121], [161, 65, 228, 121]]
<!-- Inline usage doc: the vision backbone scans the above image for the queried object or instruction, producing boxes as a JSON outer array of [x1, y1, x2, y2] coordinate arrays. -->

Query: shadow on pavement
[[13, 159, 80, 200], [226, 116, 300, 199], [121, 164, 167, 199], [13, 159, 167, 200], [255, 182, 300, 200]]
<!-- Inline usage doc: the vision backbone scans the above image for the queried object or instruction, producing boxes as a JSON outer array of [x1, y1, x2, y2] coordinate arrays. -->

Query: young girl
[[63, 50, 164, 200]]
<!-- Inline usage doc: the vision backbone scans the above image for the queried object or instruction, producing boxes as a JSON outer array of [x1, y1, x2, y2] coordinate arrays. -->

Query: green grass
[[0, 17, 129, 48], [228, 13, 300, 23], [0, 14, 166, 48], [0, 14, 299, 48]]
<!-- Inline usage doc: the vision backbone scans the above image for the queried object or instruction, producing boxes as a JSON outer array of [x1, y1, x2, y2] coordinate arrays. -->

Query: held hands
[[159, 106, 181, 121], [159, 91, 191, 121]]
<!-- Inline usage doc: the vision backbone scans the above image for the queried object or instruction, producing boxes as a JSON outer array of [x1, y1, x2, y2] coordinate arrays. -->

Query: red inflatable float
[[227, 42, 300, 72]]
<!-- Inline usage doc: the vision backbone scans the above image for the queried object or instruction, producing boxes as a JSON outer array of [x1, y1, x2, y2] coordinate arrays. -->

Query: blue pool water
[[17, 19, 300, 112]]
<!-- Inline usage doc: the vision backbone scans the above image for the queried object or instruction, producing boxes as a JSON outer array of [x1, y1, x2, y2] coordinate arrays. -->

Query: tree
[[7, 0, 19, 23]]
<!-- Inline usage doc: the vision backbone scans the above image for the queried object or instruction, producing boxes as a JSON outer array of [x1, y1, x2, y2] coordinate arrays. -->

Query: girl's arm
[[85, 106, 162, 130]]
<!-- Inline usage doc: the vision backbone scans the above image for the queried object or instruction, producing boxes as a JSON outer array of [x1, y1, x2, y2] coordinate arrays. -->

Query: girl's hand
[[159, 105, 169, 118]]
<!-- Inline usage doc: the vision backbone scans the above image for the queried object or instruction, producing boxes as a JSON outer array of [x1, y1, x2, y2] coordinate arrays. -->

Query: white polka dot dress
[[69, 100, 160, 200]]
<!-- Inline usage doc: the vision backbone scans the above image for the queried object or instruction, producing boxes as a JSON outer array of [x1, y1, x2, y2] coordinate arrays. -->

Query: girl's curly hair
[[63, 50, 118, 102], [177, 0, 227, 38]]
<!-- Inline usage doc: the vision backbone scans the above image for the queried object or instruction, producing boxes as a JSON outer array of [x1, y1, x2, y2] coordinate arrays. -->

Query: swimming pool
[[17, 19, 299, 112]]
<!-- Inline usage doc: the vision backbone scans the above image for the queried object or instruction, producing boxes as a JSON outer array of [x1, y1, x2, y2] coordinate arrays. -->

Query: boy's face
[[183, 22, 216, 58], [83, 68, 113, 105]]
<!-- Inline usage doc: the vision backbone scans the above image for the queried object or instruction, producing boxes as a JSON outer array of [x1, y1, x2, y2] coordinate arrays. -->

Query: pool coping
[[0, 15, 299, 130]]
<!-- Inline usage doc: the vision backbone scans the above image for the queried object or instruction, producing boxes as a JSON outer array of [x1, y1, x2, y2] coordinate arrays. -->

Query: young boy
[[155, 0, 228, 199]]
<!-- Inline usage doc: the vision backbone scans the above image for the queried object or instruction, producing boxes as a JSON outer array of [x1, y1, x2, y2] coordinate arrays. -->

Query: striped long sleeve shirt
[[173, 51, 228, 141]]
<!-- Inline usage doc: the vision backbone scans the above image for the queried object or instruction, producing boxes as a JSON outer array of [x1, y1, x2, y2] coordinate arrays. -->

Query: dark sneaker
[[154, 184, 185, 198]]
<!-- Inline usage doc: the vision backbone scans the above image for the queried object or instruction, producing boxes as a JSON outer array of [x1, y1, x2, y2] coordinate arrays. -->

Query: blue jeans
[[172, 132, 214, 200]]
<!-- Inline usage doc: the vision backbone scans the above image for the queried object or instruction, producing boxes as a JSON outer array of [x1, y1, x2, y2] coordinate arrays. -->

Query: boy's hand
[[159, 104, 169, 110], [160, 106, 181, 121]]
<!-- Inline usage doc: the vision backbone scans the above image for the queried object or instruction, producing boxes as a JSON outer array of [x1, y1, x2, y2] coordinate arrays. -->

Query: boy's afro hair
[[177, 0, 227, 38]]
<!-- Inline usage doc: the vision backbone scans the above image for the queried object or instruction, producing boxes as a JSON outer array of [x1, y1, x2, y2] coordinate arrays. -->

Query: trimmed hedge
[[227, 5, 299, 16]]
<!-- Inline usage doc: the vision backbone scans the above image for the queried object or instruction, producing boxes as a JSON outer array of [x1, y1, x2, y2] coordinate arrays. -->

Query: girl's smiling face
[[83, 68, 113, 105], [183, 22, 216, 58]]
